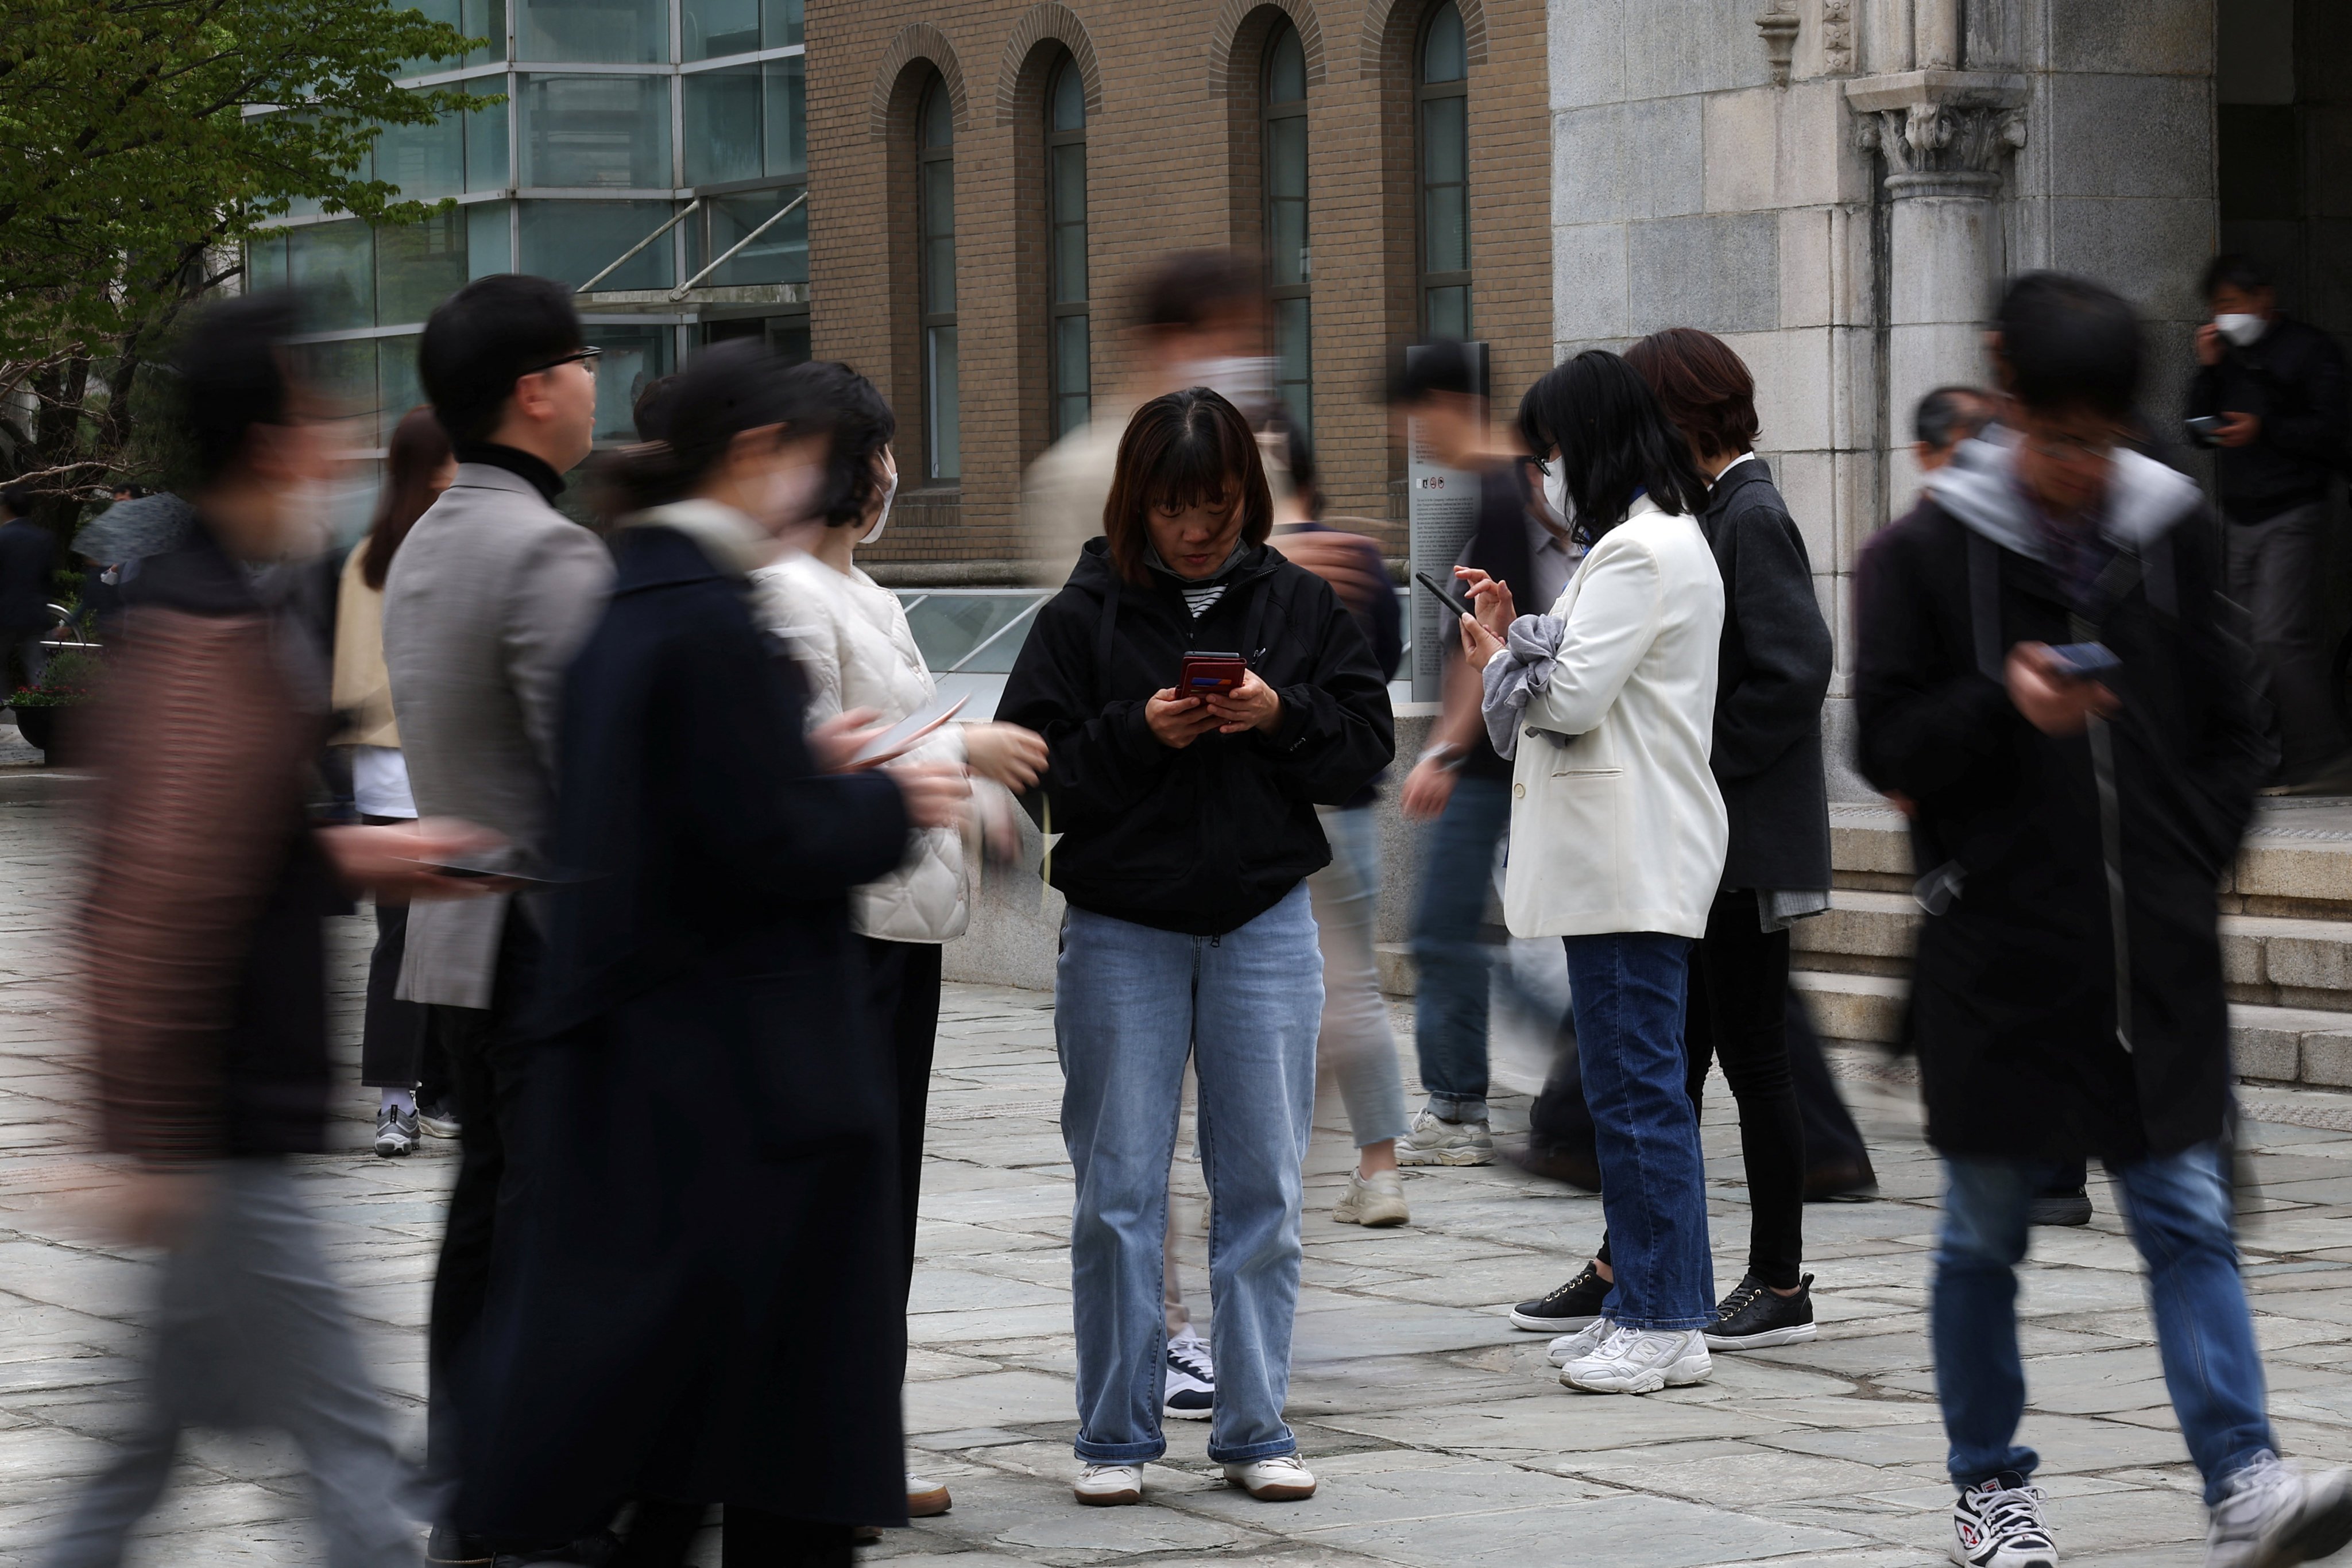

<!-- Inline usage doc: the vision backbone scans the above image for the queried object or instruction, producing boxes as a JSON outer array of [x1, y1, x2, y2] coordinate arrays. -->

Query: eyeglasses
[[524, 346, 603, 375]]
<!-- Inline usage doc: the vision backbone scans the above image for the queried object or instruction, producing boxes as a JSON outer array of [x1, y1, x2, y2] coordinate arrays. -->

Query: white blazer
[[1501, 495, 1728, 940]]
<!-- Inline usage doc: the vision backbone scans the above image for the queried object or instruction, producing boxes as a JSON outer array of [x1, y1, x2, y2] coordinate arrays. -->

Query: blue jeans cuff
[[1423, 1094, 1488, 1124], [1206, 1436, 1298, 1464], [1073, 1436, 1166, 1464], [1612, 1311, 1717, 1333]]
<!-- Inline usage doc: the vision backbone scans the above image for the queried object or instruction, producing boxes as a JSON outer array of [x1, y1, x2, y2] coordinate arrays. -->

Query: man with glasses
[[383, 274, 612, 1565], [1857, 272, 2351, 1568]]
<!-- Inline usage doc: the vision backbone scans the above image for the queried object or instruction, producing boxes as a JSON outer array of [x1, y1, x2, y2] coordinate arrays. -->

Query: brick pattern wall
[[808, 0, 1550, 577]]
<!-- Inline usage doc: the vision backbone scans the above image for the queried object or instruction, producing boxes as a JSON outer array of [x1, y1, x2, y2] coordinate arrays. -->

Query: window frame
[[1045, 53, 1089, 440], [1414, 1, 1472, 338], [916, 74, 960, 482], [1260, 19, 1312, 432]]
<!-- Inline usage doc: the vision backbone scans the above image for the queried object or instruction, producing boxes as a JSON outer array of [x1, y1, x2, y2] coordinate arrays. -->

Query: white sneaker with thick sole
[[1334, 1168, 1409, 1226], [1950, 1478, 2057, 1567], [1546, 1318, 1615, 1368], [1073, 1464, 1143, 1507], [1560, 1325, 1711, 1394], [1223, 1453, 1317, 1500], [1163, 1329, 1214, 1419], [906, 1470, 951, 1517], [2207, 1450, 2352, 1568], [1395, 1109, 1494, 1167]]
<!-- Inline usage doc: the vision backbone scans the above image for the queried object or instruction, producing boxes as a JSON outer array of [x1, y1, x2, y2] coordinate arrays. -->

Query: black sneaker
[[1703, 1271, 1817, 1350], [1508, 1262, 1608, 1333], [2028, 1187, 2092, 1227], [427, 1527, 493, 1566]]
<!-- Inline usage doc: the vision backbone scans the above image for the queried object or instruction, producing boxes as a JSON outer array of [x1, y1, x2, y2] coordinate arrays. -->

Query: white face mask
[[2215, 312, 2267, 349], [1541, 462, 1573, 533], [1179, 356, 1278, 419], [860, 451, 899, 544]]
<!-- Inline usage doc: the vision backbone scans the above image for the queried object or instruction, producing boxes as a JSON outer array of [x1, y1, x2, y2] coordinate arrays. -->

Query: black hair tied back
[[1517, 350, 1709, 545], [599, 340, 806, 516]]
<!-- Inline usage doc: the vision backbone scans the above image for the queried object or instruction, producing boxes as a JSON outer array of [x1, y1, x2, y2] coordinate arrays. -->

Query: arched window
[[918, 78, 959, 481], [1417, 2, 1470, 338], [1047, 57, 1090, 438], [1262, 20, 1310, 433]]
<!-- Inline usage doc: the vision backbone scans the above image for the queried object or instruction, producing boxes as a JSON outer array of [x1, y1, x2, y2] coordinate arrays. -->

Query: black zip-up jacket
[[2185, 313, 2350, 522], [1001, 539, 1395, 935]]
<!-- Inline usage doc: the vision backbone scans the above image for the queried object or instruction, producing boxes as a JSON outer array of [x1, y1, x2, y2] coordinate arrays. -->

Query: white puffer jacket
[[752, 552, 970, 944]]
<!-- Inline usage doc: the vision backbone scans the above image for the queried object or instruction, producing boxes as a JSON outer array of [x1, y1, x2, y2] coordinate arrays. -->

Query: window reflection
[[918, 78, 958, 481], [690, 188, 808, 285], [1417, 1, 1471, 337], [516, 0, 664, 64], [518, 199, 676, 289], [683, 0, 802, 59], [1046, 55, 1088, 437], [582, 325, 675, 443], [1263, 21, 1311, 433], [289, 221, 375, 332], [683, 57, 803, 185], [519, 73, 672, 188]]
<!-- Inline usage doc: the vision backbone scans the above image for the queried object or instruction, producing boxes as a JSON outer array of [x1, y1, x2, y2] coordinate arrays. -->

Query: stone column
[[1845, 72, 2027, 501]]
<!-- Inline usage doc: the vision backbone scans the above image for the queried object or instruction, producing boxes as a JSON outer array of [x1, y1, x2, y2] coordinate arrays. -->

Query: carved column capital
[[1845, 71, 2028, 195]]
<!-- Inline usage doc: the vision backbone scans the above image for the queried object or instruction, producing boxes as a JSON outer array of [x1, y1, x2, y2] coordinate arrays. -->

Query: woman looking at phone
[[1000, 387, 1392, 1509], [1456, 350, 1728, 1395]]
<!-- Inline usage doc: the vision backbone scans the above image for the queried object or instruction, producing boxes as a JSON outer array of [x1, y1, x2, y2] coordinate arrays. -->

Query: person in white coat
[[1457, 350, 1728, 1396], [749, 362, 1049, 1521]]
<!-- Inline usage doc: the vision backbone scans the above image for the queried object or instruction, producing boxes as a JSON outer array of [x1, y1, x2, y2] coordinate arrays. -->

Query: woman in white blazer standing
[[1457, 350, 1728, 1396], [750, 362, 1049, 1520]]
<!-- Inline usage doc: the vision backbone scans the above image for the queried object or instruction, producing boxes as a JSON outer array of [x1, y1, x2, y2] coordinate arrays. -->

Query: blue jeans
[[1410, 774, 1511, 1122], [1562, 932, 1715, 1330], [1056, 883, 1322, 1465], [1309, 807, 1410, 1148], [1934, 1144, 2274, 1505]]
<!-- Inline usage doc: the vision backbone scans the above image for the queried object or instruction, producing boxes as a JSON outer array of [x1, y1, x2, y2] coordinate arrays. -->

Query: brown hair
[[360, 407, 453, 589], [1102, 388, 1272, 584], [1623, 327, 1760, 464]]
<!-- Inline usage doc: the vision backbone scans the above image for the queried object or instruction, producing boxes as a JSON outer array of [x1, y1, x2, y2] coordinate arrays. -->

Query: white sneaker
[[1546, 1318, 1615, 1368], [1223, 1453, 1317, 1500], [1073, 1463, 1142, 1506], [1395, 1109, 1494, 1167], [906, 1470, 951, 1517], [2206, 1450, 2352, 1568], [1334, 1168, 1409, 1226], [1560, 1325, 1711, 1394], [374, 1104, 418, 1157], [1163, 1329, 1214, 1420], [1951, 1477, 2057, 1567]]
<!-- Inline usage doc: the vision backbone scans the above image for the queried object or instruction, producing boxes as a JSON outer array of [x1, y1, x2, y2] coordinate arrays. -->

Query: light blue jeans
[[1410, 775, 1511, 1122], [1057, 882, 1322, 1464], [1309, 806, 1410, 1149]]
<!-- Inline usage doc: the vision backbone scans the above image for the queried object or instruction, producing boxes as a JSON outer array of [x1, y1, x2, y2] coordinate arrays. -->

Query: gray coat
[[384, 464, 613, 1008], [1701, 457, 1833, 892]]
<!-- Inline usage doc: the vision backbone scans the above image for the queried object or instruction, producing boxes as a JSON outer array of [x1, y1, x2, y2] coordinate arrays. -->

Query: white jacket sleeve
[[1522, 535, 1664, 740]]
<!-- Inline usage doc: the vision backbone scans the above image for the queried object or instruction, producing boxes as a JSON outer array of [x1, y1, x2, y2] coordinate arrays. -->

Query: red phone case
[[1179, 653, 1247, 697]]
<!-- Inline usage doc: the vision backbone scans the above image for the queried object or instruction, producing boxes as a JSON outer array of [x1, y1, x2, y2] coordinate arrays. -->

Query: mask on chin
[[2215, 312, 2267, 349]]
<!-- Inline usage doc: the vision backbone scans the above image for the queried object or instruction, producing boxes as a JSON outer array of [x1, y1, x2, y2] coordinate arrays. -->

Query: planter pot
[[11, 704, 59, 757]]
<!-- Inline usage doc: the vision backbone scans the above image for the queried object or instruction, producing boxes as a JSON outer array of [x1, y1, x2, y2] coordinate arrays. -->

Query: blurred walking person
[[1457, 351, 1724, 1396], [47, 293, 496, 1568], [1388, 340, 1557, 1169], [382, 275, 613, 1558], [454, 341, 965, 1567], [752, 361, 1049, 1520], [335, 408, 458, 1157], [1001, 388, 1392, 1507], [0, 483, 51, 696], [1857, 272, 2351, 1568]]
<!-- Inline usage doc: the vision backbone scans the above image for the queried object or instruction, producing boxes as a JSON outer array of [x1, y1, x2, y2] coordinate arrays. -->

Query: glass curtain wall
[[1262, 22, 1311, 433], [1417, 2, 1471, 338], [919, 78, 960, 481], [1046, 57, 1089, 439]]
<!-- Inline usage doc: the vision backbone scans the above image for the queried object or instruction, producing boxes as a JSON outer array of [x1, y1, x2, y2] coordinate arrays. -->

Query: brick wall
[[808, 0, 1550, 578]]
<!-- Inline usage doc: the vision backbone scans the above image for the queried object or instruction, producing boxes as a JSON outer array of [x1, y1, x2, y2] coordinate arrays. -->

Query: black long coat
[[1854, 459, 2269, 1162], [458, 522, 913, 1537], [1702, 458, 1833, 891]]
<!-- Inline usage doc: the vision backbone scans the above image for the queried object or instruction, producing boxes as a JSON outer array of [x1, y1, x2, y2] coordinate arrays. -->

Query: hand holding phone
[[1413, 569, 1476, 621], [2044, 641, 2121, 679], [1177, 651, 1248, 698]]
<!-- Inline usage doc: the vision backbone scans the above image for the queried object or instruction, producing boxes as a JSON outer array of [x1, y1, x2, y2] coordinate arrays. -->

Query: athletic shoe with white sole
[[1163, 1329, 1214, 1420], [416, 1099, 462, 1139], [1073, 1464, 1142, 1507], [1703, 1271, 1819, 1350], [906, 1470, 951, 1517], [1546, 1318, 1615, 1368], [1511, 1262, 1610, 1333], [1951, 1477, 2057, 1568], [1334, 1167, 1410, 1226], [1560, 1325, 1711, 1394], [1223, 1453, 1317, 1500], [1395, 1108, 1494, 1167], [2206, 1450, 2352, 1568], [374, 1104, 419, 1158]]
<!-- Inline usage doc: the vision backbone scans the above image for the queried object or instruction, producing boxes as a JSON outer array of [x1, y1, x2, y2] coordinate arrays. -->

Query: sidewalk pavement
[[5, 766, 2352, 1566]]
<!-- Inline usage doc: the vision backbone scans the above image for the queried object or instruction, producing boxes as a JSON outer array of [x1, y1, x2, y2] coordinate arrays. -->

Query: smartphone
[[2046, 641, 2121, 679], [2184, 413, 2224, 447], [851, 693, 969, 765], [416, 861, 601, 887], [1414, 568, 1477, 621], [1177, 651, 1248, 699]]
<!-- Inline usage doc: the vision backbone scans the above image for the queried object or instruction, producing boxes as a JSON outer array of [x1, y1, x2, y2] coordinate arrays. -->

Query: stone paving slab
[[4, 767, 2352, 1565]]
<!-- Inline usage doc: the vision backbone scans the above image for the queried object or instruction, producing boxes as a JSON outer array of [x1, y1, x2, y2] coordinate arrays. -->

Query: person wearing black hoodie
[[1000, 388, 1392, 1511]]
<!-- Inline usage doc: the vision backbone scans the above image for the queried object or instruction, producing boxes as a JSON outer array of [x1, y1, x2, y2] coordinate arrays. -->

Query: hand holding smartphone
[[1177, 651, 1248, 698], [1413, 569, 1476, 621]]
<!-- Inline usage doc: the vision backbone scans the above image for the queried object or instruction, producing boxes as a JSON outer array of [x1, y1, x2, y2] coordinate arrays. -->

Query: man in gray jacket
[[383, 274, 611, 1556]]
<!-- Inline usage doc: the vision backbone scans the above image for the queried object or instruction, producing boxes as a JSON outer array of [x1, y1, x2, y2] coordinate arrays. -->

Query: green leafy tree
[[0, 0, 480, 516]]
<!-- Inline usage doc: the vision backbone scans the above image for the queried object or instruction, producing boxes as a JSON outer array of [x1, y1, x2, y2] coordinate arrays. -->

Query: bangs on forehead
[[1138, 419, 1240, 512]]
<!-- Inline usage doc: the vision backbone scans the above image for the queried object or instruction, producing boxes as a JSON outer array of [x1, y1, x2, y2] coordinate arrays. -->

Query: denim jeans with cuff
[[1410, 774, 1511, 1123], [1056, 883, 1322, 1465], [1933, 1142, 2274, 1505]]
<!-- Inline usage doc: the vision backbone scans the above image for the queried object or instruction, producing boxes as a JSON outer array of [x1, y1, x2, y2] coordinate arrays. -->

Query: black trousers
[[425, 907, 543, 1480], [357, 816, 444, 1093], [612, 1500, 851, 1568], [861, 935, 945, 1298]]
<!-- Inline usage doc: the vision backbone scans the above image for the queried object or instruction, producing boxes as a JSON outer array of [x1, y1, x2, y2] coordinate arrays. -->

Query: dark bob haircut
[[780, 361, 899, 529], [419, 274, 586, 446], [1623, 327, 1760, 463], [174, 291, 304, 487], [1102, 387, 1272, 584], [1516, 350, 1709, 546], [1993, 271, 2142, 419]]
